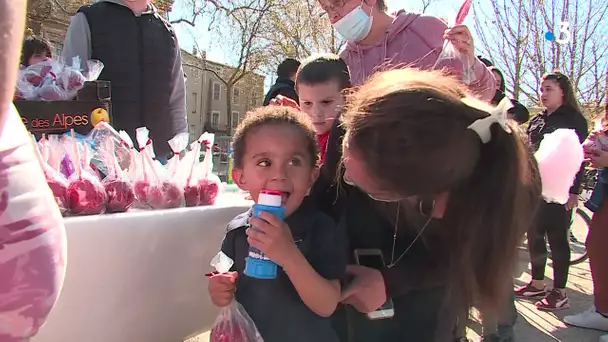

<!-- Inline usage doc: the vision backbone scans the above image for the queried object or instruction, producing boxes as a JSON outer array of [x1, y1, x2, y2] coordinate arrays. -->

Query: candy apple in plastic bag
[[197, 133, 222, 206], [209, 252, 263, 342], [133, 127, 184, 209], [66, 130, 107, 215], [98, 138, 134, 213], [33, 135, 69, 215]]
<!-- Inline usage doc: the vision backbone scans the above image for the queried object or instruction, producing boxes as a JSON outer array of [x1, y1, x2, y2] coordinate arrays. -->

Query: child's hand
[[248, 211, 299, 267], [208, 272, 238, 307]]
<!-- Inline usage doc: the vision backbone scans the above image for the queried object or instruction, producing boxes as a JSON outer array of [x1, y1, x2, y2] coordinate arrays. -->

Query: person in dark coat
[[62, 0, 187, 163], [476, 57, 529, 124], [263, 58, 300, 106]]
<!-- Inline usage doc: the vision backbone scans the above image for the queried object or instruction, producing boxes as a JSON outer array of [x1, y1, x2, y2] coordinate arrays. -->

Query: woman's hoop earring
[[419, 199, 436, 217]]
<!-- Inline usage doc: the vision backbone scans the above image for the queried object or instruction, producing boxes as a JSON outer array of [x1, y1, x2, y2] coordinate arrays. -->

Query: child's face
[[28, 52, 51, 66], [298, 81, 345, 135], [232, 124, 319, 217]]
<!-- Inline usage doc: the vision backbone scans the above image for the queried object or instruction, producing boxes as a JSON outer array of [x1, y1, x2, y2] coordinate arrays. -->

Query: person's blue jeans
[[155, 155, 168, 165]]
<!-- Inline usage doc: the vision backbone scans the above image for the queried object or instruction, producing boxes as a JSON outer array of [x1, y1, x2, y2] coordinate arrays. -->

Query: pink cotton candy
[[535, 129, 584, 204]]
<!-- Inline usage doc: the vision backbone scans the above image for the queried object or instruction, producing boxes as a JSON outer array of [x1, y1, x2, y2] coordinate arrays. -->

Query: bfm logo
[[545, 21, 571, 45]]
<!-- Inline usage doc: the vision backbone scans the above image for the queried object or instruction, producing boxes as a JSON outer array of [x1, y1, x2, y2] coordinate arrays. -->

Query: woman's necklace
[[387, 201, 434, 268]]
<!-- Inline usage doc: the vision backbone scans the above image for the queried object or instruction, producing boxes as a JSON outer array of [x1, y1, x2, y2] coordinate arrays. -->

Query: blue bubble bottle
[[244, 189, 285, 279]]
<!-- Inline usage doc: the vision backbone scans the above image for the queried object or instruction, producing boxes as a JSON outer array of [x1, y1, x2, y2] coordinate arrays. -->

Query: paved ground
[[467, 244, 605, 341]]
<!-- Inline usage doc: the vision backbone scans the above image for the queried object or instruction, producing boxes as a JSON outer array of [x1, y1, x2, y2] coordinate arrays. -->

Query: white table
[[33, 194, 251, 342]]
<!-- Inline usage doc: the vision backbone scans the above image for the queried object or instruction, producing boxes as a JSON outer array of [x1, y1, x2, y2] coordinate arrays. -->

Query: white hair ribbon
[[466, 97, 513, 143]]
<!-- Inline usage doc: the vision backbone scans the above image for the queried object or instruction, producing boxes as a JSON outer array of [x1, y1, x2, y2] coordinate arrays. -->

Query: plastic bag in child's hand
[[210, 301, 264, 342], [433, 0, 474, 84]]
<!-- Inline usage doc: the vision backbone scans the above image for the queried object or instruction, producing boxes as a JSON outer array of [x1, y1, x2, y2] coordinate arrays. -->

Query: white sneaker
[[564, 307, 608, 331]]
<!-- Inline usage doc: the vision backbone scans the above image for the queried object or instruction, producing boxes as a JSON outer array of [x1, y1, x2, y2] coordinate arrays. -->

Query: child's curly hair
[[232, 106, 318, 169]]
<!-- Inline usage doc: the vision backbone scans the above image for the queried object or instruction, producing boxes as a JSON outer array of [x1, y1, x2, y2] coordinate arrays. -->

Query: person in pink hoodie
[[0, 0, 67, 340], [318, 0, 496, 102]]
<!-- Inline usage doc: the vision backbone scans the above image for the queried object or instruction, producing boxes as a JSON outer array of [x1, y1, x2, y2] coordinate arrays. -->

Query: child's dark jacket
[[220, 202, 347, 342]]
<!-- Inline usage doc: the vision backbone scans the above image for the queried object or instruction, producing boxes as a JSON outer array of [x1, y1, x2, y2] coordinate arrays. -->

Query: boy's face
[[298, 80, 345, 135], [231, 124, 319, 217]]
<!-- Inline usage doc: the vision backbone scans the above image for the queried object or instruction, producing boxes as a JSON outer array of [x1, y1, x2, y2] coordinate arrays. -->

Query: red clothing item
[[317, 132, 330, 165]]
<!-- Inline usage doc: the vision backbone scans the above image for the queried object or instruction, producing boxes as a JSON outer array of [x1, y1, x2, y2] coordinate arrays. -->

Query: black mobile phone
[[353, 249, 395, 320]]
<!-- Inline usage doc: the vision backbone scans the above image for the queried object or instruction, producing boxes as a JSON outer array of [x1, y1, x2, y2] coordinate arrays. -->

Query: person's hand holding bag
[[208, 272, 239, 307], [341, 265, 387, 313]]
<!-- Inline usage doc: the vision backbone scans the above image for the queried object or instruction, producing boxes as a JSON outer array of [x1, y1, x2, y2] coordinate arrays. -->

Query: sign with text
[[14, 100, 112, 137]]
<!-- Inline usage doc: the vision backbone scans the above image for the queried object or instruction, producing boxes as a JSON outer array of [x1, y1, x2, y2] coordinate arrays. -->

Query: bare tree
[[473, 0, 608, 113], [200, 0, 273, 135], [256, 0, 343, 76]]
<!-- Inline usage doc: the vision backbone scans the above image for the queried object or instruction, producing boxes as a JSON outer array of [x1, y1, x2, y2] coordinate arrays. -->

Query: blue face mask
[[332, 4, 373, 42]]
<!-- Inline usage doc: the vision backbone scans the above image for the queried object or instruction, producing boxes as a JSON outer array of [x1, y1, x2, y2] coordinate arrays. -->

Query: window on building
[[231, 111, 239, 128], [212, 111, 220, 127], [233, 87, 240, 104], [192, 92, 197, 113], [213, 83, 221, 100], [206, 112, 211, 125]]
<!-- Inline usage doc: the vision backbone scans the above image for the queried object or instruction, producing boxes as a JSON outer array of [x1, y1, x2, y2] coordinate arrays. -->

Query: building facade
[[182, 49, 265, 143]]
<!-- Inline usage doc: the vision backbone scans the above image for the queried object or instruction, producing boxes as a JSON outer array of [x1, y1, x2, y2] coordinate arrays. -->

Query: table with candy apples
[[36, 122, 224, 217]]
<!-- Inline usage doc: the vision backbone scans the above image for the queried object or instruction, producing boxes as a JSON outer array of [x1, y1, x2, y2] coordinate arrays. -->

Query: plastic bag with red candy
[[432, 0, 474, 84], [57, 57, 87, 99], [15, 67, 38, 100], [209, 252, 263, 342], [34, 135, 69, 215], [175, 134, 205, 207], [24, 60, 54, 86], [134, 127, 184, 210], [167, 132, 189, 178], [65, 130, 107, 215], [98, 138, 135, 213], [197, 133, 222, 206], [38, 71, 68, 101]]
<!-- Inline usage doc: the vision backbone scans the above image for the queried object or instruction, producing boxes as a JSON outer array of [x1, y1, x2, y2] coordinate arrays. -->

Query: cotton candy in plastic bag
[[433, 0, 474, 84], [197, 133, 222, 206], [209, 252, 264, 342], [535, 129, 584, 204], [66, 129, 107, 215]]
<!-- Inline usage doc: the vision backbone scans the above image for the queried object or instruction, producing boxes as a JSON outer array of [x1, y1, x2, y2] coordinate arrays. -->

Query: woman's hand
[[248, 212, 299, 267], [269, 95, 300, 110], [564, 193, 578, 211], [444, 25, 475, 61], [587, 149, 608, 168], [341, 265, 387, 313]]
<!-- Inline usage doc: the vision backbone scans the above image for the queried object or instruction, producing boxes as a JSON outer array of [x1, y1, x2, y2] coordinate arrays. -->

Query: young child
[[208, 106, 346, 342], [295, 54, 351, 165], [20, 36, 53, 67]]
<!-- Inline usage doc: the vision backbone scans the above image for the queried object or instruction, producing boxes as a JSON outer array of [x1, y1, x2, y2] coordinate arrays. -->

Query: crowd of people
[[0, 0, 607, 341]]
